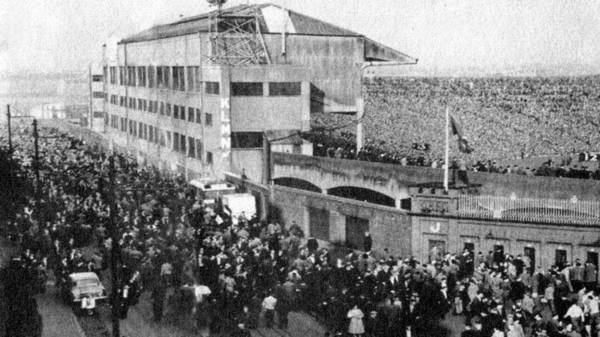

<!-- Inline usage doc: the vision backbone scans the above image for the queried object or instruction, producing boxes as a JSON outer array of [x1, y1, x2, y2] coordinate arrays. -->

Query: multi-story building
[[102, 3, 415, 182], [88, 63, 106, 133]]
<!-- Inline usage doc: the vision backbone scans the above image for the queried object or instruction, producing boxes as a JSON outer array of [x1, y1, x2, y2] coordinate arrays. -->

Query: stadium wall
[[412, 215, 600, 272], [272, 153, 600, 200], [270, 185, 412, 258]]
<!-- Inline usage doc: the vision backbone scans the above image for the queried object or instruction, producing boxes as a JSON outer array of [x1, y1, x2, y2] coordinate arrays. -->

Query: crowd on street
[[1, 123, 599, 337]]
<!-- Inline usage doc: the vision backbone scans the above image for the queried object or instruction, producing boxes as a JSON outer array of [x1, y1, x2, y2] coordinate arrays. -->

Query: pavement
[[36, 285, 86, 337]]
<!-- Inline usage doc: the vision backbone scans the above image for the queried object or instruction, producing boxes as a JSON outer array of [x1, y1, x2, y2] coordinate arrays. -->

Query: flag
[[449, 114, 474, 153]]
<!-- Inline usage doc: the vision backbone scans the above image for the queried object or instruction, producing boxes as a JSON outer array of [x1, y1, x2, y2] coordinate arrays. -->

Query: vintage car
[[61, 272, 107, 311]]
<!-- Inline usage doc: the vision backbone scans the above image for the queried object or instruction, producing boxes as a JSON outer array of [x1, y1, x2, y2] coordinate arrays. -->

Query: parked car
[[61, 272, 107, 315]]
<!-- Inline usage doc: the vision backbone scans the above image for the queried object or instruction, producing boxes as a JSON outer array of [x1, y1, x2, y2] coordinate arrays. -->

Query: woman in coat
[[347, 304, 365, 337]]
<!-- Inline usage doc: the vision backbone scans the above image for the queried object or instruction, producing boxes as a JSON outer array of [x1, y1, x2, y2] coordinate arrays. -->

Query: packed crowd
[[309, 76, 600, 181], [361, 76, 600, 162], [2, 124, 600, 337]]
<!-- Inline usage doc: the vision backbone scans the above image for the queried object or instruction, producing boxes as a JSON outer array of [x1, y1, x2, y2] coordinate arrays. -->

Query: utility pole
[[108, 155, 121, 337], [32, 119, 40, 201], [6, 105, 12, 154]]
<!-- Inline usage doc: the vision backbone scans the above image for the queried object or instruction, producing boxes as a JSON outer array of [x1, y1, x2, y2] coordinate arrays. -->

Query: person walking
[[363, 232, 372, 252], [262, 291, 277, 328], [347, 304, 365, 337]]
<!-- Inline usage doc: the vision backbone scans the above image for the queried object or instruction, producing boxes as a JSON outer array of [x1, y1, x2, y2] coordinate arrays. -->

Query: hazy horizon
[[1, 0, 600, 76]]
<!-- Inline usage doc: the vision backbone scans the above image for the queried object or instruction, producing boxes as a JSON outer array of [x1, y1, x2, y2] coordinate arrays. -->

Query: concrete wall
[[412, 215, 600, 272], [263, 34, 363, 113], [273, 153, 600, 201], [270, 185, 412, 257]]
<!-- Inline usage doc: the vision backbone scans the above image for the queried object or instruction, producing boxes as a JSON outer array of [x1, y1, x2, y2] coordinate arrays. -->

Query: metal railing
[[457, 195, 600, 226]]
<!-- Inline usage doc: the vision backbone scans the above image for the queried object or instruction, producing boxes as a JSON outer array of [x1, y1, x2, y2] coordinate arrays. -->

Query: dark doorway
[[429, 240, 446, 262], [524, 247, 536, 273], [345, 216, 369, 249], [587, 251, 598, 268], [464, 242, 475, 254], [493, 244, 504, 264], [309, 207, 330, 241], [555, 249, 567, 269]]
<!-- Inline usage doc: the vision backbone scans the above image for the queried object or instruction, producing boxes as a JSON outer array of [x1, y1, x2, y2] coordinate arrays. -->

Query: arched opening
[[327, 186, 395, 207], [273, 177, 322, 193]]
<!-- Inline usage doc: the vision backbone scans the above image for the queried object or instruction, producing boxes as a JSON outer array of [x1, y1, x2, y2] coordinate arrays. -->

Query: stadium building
[[101, 3, 416, 181]]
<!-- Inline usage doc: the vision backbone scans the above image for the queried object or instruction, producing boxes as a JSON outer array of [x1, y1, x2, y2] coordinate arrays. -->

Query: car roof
[[68, 272, 100, 282]]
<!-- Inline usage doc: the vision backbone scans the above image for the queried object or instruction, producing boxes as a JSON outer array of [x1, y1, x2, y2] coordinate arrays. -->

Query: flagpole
[[444, 107, 449, 192]]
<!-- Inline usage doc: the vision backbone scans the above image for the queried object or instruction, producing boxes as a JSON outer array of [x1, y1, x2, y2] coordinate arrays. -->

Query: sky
[[1, 0, 600, 75]]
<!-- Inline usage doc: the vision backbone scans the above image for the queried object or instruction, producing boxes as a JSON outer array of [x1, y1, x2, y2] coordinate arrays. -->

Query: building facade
[[101, 3, 415, 181]]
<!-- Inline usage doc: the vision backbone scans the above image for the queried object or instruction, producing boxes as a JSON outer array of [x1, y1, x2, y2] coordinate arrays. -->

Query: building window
[[195, 109, 202, 124], [159, 130, 166, 146], [187, 66, 199, 91], [153, 101, 158, 113], [157, 66, 165, 88], [188, 137, 196, 158], [137, 98, 143, 110], [137, 66, 146, 87], [92, 75, 103, 82], [206, 151, 213, 165], [127, 66, 136, 86], [159, 102, 165, 115], [148, 126, 154, 142], [205, 82, 220, 95], [172, 66, 185, 91], [173, 132, 180, 151], [269, 82, 301, 96], [148, 66, 155, 88], [179, 107, 186, 121], [166, 103, 171, 117], [92, 91, 105, 99], [231, 82, 263, 96], [180, 134, 186, 153], [205, 113, 212, 127], [138, 123, 143, 138], [231, 132, 263, 148], [110, 66, 117, 84], [196, 139, 202, 159], [173, 105, 179, 119], [148, 101, 153, 113], [188, 107, 195, 122], [119, 66, 126, 85], [166, 131, 172, 148]]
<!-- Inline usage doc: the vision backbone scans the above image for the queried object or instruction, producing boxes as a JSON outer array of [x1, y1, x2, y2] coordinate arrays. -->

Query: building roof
[[121, 3, 363, 44], [119, 3, 415, 63]]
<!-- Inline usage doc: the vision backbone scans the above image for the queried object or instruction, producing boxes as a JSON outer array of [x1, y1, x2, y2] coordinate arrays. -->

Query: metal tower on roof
[[206, 0, 271, 65]]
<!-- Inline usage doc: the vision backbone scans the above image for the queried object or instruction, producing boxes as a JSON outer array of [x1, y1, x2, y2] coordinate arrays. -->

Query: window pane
[[231, 82, 263, 96], [187, 67, 196, 91], [195, 109, 201, 124], [174, 105, 179, 119], [148, 66, 155, 88], [188, 107, 195, 122], [196, 139, 202, 159], [205, 82, 220, 95], [231, 132, 263, 148], [205, 113, 212, 127], [269, 82, 301, 96], [166, 103, 171, 117], [188, 137, 195, 158]]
